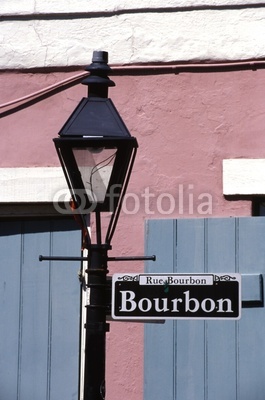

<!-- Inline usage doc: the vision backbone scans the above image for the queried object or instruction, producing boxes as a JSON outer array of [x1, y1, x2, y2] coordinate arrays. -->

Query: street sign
[[112, 273, 241, 320]]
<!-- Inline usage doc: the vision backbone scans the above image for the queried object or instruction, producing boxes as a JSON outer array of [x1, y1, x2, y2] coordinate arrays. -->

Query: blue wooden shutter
[[0, 219, 81, 400], [144, 218, 265, 400]]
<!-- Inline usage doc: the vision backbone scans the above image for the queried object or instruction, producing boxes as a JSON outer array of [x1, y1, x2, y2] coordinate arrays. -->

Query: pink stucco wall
[[1, 67, 265, 399]]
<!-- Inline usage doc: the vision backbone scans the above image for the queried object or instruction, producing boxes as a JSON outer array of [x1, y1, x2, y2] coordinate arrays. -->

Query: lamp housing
[[53, 51, 138, 245]]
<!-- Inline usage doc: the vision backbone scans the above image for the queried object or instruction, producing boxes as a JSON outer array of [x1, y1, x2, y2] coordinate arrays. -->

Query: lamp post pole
[[80, 52, 114, 400], [84, 244, 110, 400]]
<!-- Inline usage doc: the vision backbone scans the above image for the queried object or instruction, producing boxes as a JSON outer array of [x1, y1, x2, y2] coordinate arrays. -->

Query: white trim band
[[0, 167, 70, 202], [223, 159, 265, 196], [2, 8, 265, 68]]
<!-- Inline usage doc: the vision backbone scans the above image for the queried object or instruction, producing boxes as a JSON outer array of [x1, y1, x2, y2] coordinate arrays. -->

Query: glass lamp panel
[[73, 147, 117, 203]]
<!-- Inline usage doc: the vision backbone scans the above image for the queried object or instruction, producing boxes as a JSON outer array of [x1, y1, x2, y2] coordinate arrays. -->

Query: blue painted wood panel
[[0, 219, 81, 400], [144, 217, 265, 400]]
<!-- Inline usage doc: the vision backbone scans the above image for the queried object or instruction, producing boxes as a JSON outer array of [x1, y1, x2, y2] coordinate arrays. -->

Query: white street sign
[[112, 273, 241, 320]]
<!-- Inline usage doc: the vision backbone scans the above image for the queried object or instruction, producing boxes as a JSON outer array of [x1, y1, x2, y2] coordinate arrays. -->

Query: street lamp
[[40, 49, 155, 399], [53, 51, 138, 400]]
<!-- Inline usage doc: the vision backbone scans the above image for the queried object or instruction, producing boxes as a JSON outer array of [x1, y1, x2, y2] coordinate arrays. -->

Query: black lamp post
[[53, 51, 138, 400]]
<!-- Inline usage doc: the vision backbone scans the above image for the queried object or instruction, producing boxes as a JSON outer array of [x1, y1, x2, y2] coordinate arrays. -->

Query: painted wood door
[[0, 218, 81, 400], [144, 218, 265, 400]]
